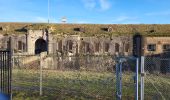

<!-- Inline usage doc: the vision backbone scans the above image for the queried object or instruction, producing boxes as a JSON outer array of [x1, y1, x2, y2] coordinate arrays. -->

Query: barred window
[[162, 44, 170, 51], [147, 44, 156, 51]]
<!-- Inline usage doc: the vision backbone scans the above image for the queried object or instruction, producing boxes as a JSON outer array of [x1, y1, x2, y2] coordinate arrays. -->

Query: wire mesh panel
[[11, 52, 139, 100], [144, 56, 170, 100], [42, 54, 116, 100], [12, 54, 41, 100], [116, 57, 137, 100]]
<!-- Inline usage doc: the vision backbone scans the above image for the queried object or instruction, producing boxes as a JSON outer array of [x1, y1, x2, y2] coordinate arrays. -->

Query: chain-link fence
[[42, 54, 115, 100], [12, 54, 40, 99], [115, 57, 137, 100], [144, 55, 170, 100], [11, 53, 138, 100]]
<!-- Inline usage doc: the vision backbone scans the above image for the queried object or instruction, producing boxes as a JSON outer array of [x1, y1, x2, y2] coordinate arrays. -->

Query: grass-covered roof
[[0, 22, 170, 36]]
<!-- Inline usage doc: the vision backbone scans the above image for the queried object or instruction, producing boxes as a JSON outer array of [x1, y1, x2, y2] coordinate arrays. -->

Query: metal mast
[[48, 0, 50, 24]]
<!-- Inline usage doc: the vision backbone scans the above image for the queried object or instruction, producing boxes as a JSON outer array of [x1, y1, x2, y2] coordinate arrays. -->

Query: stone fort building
[[1, 23, 170, 56], [1, 23, 170, 73]]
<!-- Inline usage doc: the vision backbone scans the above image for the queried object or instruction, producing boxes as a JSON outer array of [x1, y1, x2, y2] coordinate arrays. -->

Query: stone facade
[[0, 28, 170, 57], [143, 37, 170, 56], [0, 29, 134, 56]]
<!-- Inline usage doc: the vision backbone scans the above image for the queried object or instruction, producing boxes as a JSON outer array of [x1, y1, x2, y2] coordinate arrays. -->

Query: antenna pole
[[48, 0, 50, 24]]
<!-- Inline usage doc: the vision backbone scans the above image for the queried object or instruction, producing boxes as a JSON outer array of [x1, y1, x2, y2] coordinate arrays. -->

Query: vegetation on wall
[[0, 23, 170, 37]]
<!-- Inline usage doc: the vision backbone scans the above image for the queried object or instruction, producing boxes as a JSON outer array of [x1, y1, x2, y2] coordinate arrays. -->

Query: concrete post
[[135, 58, 139, 100], [9, 37, 13, 100], [141, 56, 145, 100]]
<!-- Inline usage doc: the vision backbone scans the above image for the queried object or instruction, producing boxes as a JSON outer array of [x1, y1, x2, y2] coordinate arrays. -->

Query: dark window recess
[[80, 41, 86, 53], [105, 43, 109, 52], [101, 28, 109, 32], [58, 40, 62, 52], [7, 41, 10, 49], [125, 44, 129, 52], [22, 43, 26, 51], [15, 28, 27, 32], [115, 43, 120, 52], [68, 41, 73, 50], [18, 41, 22, 50], [86, 43, 90, 53], [147, 44, 156, 51], [74, 28, 80, 31], [149, 29, 155, 33], [1, 46, 4, 49], [162, 44, 170, 51], [95, 43, 100, 52], [3, 34, 8, 36], [74, 28, 85, 32], [0, 27, 2, 31]]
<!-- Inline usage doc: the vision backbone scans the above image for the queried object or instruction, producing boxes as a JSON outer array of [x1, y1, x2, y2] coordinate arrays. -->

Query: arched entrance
[[35, 38, 47, 54]]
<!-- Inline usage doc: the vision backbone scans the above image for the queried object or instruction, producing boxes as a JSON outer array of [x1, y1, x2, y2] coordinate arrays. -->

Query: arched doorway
[[35, 38, 47, 54]]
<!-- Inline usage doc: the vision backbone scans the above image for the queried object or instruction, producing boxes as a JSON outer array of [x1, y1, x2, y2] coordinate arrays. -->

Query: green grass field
[[11, 69, 170, 100]]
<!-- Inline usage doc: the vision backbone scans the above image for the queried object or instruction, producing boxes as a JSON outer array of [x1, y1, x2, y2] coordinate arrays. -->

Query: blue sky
[[0, 0, 170, 24]]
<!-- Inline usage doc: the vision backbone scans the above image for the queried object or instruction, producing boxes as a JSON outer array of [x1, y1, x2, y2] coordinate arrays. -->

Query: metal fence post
[[40, 54, 43, 96], [135, 58, 139, 100], [140, 56, 145, 100], [9, 37, 13, 100], [119, 59, 123, 99], [116, 59, 123, 100], [116, 60, 121, 100]]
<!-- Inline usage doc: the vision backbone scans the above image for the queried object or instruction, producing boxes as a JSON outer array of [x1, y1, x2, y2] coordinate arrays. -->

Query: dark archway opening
[[35, 38, 47, 54]]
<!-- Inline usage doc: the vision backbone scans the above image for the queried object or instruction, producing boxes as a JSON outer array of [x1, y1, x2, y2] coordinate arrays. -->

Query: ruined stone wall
[[143, 37, 170, 55], [0, 29, 133, 56], [53, 35, 133, 56], [0, 34, 26, 53], [27, 30, 48, 54], [4, 29, 170, 57]]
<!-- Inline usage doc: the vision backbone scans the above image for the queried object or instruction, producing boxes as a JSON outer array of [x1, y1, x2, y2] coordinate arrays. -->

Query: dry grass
[[11, 69, 170, 100], [1, 23, 170, 36]]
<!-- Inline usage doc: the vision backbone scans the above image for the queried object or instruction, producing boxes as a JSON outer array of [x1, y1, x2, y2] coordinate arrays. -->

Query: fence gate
[[0, 50, 12, 98], [116, 57, 139, 100]]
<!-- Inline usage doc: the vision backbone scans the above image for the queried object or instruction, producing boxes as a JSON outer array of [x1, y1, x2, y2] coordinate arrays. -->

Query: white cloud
[[99, 0, 111, 11], [82, 0, 96, 10], [82, 0, 112, 11]]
